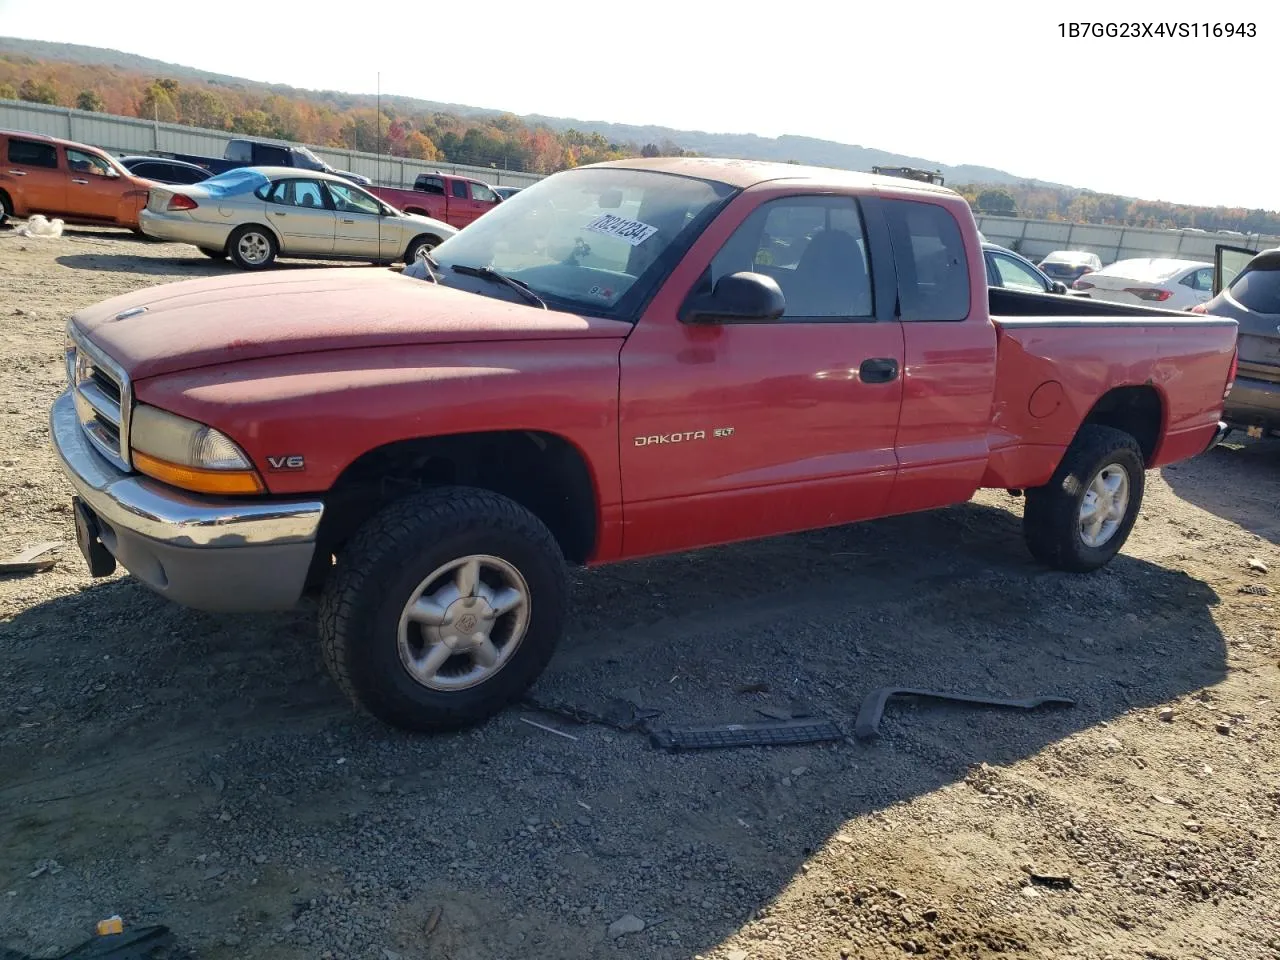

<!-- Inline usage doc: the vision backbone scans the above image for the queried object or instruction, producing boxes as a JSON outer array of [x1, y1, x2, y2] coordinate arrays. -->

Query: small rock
[[253, 854, 267, 865], [424, 906, 442, 935], [210, 773, 225, 794], [1183, 820, 1203, 833], [922, 908, 938, 923], [1157, 707, 1174, 722], [382, 950, 401, 960], [223, 935, 241, 947], [790, 767, 808, 777], [608, 914, 645, 938], [780, 778, 792, 788], [1246, 557, 1268, 574], [728, 951, 748, 960], [1215, 721, 1231, 735], [376, 780, 393, 795], [204, 867, 227, 880], [1021, 886, 1041, 898]]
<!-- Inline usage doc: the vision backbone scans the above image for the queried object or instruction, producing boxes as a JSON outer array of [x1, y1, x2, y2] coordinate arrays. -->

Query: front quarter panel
[[132, 338, 627, 551]]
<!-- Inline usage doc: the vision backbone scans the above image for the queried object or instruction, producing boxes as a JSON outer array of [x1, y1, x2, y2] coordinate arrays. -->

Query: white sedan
[[139, 166, 457, 270], [1072, 257, 1215, 310]]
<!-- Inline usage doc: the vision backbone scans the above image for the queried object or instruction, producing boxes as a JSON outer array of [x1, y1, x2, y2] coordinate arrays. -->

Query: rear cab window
[[7, 137, 59, 169], [881, 199, 971, 321]]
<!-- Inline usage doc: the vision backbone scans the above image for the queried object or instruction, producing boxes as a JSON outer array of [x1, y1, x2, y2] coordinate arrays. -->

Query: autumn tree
[[140, 81, 177, 122], [177, 88, 227, 129], [404, 130, 439, 160], [19, 78, 59, 104], [76, 90, 105, 112], [0, 81, 19, 100]]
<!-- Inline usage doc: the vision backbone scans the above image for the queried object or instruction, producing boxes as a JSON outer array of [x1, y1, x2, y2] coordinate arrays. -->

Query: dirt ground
[[1, 226, 1277, 960]]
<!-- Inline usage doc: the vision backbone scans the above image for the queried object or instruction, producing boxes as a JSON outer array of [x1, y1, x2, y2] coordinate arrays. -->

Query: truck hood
[[72, 268, 630, 381]]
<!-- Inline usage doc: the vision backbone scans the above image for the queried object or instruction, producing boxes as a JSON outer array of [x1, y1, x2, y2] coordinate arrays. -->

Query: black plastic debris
[[649, 718, 844, 752], [1, 926, 174, 960]]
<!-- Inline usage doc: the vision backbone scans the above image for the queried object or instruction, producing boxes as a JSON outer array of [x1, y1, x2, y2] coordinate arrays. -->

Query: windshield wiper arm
[[451, 263, 547, 310]]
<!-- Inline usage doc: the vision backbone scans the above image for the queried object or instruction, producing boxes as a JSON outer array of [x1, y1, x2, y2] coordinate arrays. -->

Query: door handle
[[858, 358, 900, 384], [7, 170, 27, 176], [342, 218, 355, 224], [71, 178, 89, 185], [270, 211, 286, 216]]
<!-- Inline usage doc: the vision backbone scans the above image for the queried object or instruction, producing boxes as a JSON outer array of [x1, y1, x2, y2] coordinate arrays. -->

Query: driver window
[[66, 148, 113, 177], [326, 182, 381, 215], [992, 254, 1047, 292], [705, 196, 874, 320]]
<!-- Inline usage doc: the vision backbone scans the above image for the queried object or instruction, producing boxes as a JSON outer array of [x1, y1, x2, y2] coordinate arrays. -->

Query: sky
[[2, 0, 1277, 210]]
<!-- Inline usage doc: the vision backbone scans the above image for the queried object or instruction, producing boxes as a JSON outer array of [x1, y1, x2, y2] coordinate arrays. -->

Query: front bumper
[[50, 390, 324, 612]]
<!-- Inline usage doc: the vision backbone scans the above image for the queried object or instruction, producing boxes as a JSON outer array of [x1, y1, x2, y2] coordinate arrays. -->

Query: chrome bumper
[[50, 390, 325, 612]]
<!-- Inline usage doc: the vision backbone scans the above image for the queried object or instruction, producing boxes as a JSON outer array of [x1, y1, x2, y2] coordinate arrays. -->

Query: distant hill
[[0, 35, 1059, 188]]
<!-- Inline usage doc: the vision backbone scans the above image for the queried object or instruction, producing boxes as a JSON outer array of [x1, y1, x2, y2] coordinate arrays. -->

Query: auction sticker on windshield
[[583, 213, 658, 246]]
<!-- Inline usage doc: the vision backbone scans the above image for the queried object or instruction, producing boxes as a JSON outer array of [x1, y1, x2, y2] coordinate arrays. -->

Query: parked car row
[[1, 127, 518, 241]]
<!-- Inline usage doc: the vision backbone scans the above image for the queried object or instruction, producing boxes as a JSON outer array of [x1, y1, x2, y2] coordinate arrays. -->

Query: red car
[[52, 157, 1238, 733], [369, 171, 501, 229]]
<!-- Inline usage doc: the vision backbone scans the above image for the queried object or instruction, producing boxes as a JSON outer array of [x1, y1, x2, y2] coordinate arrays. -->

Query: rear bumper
[[51, 390, 324, 612], [1224, 376, 1280, 436], [138, 209, 232, 250], [1203, 420, 1231, 453]]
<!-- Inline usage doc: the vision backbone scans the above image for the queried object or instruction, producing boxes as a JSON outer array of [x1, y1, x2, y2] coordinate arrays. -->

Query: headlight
[[130, 404, 264, 495]]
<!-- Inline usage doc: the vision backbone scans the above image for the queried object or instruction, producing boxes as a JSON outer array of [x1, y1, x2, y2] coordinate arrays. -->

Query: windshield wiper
[[451, 263, 547, 310]]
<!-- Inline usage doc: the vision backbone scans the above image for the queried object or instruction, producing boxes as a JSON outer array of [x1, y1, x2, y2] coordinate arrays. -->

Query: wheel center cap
[[456, 613, 478, 633]]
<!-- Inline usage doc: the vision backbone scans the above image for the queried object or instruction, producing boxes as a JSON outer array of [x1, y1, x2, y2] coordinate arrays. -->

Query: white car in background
[[1072, 257, 1215, 310]]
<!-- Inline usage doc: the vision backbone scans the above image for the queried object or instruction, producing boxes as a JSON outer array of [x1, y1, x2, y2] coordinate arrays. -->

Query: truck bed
[[983, 287, 1238, 489]]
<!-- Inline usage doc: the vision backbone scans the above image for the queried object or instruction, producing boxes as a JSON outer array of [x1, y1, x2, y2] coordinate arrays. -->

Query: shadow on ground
[[1163, 437, 1280, 545], [0, 500, 1229, 959]]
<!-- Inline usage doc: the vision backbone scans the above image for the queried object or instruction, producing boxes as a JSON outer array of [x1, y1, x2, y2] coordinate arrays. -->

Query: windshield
[[201, 168, 270, 196], [429, 167, 737, 319]]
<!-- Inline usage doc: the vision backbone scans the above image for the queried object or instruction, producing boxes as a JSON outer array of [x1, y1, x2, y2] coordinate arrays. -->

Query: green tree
[[18, 78, 59, 104], [977, 188, 1017, 216], [0, 82, 18, 100], [76, 90, 105, 112], [176, 88, 227, 128], [140, 81, 177, 122]]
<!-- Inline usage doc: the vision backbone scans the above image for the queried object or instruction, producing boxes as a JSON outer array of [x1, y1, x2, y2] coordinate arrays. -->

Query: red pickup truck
[[369, 171, 502, 228], [52, 157, 1238, 733]]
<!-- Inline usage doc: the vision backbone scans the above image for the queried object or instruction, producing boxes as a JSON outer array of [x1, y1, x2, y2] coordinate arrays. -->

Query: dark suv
[[1193, 246, 1280, 439]]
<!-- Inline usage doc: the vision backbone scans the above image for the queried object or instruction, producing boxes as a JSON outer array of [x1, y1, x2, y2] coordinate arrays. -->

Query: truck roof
[[584, 156, 958, 198]]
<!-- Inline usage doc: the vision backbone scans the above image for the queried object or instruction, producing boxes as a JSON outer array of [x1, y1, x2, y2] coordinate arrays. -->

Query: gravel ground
[[1, 226, 1278, 960]]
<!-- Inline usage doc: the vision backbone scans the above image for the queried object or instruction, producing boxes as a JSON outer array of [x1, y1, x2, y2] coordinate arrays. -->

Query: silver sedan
[[138, 166, 458, 270]]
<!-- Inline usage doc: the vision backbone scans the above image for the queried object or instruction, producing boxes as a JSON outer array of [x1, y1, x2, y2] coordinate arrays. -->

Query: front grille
[[66, 325, 132, 471]]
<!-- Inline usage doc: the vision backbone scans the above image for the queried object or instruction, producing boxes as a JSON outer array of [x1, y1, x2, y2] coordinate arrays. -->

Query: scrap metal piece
[[854, 687, 1075, 741], [649, 718, 844, 752], [0, 540, 61, 575]]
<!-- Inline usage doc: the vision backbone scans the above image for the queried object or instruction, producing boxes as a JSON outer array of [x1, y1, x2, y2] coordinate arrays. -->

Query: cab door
[[324, 180, 384, 259], [262, 177, 336, 254], [64, 147, 130, 222], [618, 190, 905, 558], [3, 135, 66, 214], [1214, 244, 1258, 295]]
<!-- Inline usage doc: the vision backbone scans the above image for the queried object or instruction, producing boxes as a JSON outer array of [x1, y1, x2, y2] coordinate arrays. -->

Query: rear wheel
[[318, 487, 567, 733], [405, 234, 442, 264], [1023, 424, 1145, 572], [0, 191, 12, 226], [228, 224, 277, 270]]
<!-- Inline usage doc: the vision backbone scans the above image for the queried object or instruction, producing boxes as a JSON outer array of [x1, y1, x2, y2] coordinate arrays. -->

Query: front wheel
[[404, 234, 442, 264], [318, 487, 567, 732], [1023, 424, 1146, 572], [228, 224, 278, 270]]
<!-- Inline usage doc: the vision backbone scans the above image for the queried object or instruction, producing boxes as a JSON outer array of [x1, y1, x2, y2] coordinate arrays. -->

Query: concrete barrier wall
[[0, 99, 543, 189], [975, 215, 1279, 267]]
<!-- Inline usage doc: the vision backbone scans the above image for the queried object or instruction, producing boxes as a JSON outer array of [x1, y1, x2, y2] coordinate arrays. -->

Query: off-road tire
[[318, 487, 567, 733], [1023, 424, 1145, 572]]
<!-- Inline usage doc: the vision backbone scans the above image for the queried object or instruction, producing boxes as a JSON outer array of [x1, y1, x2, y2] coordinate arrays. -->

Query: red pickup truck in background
[[369, 171, 502, 228], [52, 157, 1237, 734]]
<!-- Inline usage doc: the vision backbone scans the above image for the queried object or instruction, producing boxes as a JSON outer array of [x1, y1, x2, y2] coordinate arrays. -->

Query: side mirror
[[1051, 280, 1068, 294], [680, 272, 786, 325]]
